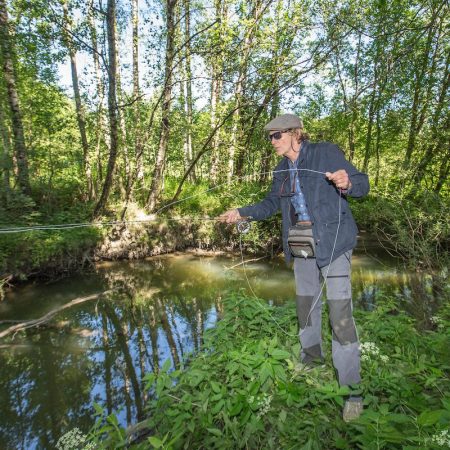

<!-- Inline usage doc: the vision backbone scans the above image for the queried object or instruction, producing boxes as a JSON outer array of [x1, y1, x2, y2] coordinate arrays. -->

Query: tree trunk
[[209, 0, 227, 182], [147, 0, 177, 212], [62, 0, 93, 201], [0, 103, 11, 204], [114, 24, 130, 201], [403, 23, 436, 168], [88, 0, 109, 194], [434, 152, 449, 194], [374, 109, 381, 187], [414, 50, 449, 185], [93, 0, 119, 218], [0, 0, 31, 196], [230, 0, 263, 180], [132, 0, 144, 186], [183, 0, 194, 180]]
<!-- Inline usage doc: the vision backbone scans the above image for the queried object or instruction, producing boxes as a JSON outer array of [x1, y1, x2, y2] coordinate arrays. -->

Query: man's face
[[269, 130, 297, 159]]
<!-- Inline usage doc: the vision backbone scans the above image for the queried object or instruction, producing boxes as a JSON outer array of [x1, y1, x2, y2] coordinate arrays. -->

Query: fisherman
[[218, 113, 369, 422]]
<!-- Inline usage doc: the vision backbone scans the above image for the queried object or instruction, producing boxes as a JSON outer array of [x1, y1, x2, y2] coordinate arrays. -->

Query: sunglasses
[[268, 129, 293, 141], [268, 131, 283, 141]]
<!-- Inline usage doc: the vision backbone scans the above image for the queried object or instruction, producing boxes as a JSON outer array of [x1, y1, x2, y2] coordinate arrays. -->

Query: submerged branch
[[0, 289, 115, 339]]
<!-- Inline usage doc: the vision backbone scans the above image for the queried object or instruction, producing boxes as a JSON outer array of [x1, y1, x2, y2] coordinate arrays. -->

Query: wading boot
[[343, 397, 363, 422]]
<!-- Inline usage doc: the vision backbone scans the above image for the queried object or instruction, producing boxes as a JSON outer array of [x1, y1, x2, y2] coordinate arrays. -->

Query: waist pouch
[[287, 224, 315, 258]]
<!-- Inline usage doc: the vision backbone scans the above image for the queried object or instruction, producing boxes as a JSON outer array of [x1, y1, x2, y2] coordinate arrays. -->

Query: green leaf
[[210, 381, 221, 394], [162, 358, 172, 372], [188, 369, 205, 387], [417, 409, 445, 426], [273, 363, 287, 381], [386, 413, 412, 424], [148, 436, 163, 448], [211, 399, 225, 415], [270, 349, 291, 360], [259, 361, 274, 385], [210, 393, 223, 402], [207, 428, 222, 437], [228, 401, 243, 417]]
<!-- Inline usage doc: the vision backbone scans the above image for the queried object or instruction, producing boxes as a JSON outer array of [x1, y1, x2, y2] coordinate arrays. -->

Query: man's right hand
[[218, 209, 242, 223]]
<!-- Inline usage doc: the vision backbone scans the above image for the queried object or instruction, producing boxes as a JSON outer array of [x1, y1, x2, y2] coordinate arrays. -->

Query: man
[[218, 113, 369, 422]]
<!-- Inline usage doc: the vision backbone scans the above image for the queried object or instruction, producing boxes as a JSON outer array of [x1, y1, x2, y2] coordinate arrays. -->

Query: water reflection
[[0, 250, 445, 449]]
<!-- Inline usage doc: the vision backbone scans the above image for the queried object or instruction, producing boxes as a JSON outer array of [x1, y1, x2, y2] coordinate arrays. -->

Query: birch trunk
[[0, 0, 31, 196], [88, 0, 109, 192], [114, 26, 130, 200], [93, 0, 119, 218], [209, 0, 227, 181], [147, 0, 177, 211], [62, 1, 93, 200], [132, 0, 144, 185], [183, 0, 194, 180]]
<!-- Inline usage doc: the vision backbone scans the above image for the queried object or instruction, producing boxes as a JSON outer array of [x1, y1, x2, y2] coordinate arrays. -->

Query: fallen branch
[[0, 289, 115, 339]]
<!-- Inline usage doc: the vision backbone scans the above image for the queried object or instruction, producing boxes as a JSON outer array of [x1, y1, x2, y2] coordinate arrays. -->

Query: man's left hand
[[325, 170, 352, 191]]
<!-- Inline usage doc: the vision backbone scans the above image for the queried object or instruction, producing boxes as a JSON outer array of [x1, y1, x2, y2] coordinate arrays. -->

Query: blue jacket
[[238, 141, 370, 267]]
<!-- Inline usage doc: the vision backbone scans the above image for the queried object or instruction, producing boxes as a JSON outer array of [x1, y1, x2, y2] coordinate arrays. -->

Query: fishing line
[[0, 168, 325, 234]]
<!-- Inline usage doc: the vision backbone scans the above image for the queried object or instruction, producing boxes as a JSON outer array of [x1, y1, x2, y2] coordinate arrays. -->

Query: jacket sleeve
[[326, 144, 370, 198], [237, 170, 284, 220]]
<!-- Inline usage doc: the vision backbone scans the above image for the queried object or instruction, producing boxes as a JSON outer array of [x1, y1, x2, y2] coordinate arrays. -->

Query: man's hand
[[325, 170, 352, 191], [218, 209, 242, 224]]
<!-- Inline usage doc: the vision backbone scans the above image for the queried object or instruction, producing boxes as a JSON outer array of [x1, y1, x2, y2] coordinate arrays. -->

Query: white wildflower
[[256, 393, 272, 418], [431, 429, 450, 447], [430, 316, 443, 325], [56, 428, 93, 450], [360, 342, 380, 356], [360, 342, 389, 363]]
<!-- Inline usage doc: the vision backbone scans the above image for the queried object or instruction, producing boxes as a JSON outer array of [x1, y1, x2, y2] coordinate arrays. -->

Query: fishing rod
[[0, 167, 345, 339]]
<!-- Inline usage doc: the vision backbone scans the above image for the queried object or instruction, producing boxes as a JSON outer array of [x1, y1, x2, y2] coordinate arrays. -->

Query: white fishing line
[[0, 169, 325, 234]]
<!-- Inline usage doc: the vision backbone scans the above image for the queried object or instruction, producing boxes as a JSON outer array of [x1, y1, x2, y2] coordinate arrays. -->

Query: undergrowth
[[83, 292, 450, 449]]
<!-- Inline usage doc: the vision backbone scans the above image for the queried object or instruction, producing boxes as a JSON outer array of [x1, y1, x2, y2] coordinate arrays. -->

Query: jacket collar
[[282, 140, 309, 167]]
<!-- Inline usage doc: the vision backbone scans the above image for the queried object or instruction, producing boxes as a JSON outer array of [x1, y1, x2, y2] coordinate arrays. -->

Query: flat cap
[[264, 113, 304, 131]]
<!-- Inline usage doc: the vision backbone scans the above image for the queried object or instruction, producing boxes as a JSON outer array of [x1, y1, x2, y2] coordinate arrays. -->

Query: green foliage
[[351, 190, 449, 269], [0, 207, 101, 279], [88, 293, 450, 449]]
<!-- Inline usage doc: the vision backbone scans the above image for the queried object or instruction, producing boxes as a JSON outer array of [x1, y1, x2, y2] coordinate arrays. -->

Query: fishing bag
[[287, 224, 315, 258]]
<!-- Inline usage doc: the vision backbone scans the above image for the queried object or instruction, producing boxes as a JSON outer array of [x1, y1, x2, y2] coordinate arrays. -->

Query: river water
[[0, 237, 443, 449]]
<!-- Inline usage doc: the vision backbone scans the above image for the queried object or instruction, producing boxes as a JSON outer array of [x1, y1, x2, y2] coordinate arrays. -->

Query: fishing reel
[[236, 217, 252, 234]]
